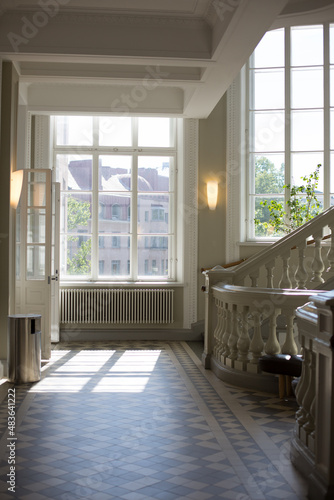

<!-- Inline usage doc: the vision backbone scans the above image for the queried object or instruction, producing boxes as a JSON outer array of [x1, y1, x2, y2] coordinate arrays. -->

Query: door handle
[[49, 270, 59, 283]]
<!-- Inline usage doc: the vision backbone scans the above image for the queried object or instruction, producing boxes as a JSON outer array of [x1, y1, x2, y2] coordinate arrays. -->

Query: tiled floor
[[0, 341, 307, 499]]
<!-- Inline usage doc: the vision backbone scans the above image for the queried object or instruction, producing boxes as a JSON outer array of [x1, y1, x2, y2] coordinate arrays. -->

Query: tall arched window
[[246, 23, 333, 239]]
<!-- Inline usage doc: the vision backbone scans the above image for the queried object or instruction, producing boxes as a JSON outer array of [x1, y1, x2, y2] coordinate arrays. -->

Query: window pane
[[138, 194, 169, 234], [252, 69, 284, 110], [138, 236, 169, 277], [27, 209, 46, 244], [253, 29, 284, 68], [331, 67, 334, 107], [56, 116, 93, 146], [331, 109, 334, 150], [98, 236, 130, 277], [291, 68, 323, 108], [330, 24, 334, 64], [291, 153, 323, 192], [57, 155, 93, 191], [254, 154, 285, 194], [99, 156, 132, 191], [27, 245, 45, 279], [99, 117, 132, 146], [138, 117, 172, 147], [98, 193, 130, 233], [61, 194, 92, 233], [138, 157, 170, 192], [254, 195, 285, 237], [61, 235, 91, 276], [291, 25, 323, 66], [27, 171, 47, 207], [253, 111, 285, 152], [291, 110, 323, 151]]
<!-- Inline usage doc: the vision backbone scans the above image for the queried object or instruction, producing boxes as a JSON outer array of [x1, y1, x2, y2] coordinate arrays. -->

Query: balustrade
[[208, 285, 319, 392], [292, 291, 334, 500], [203, 206, 334, 372]]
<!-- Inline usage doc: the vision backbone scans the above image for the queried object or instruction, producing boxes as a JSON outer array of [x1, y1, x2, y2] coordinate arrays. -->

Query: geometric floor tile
[[0, 341, 308, 499]]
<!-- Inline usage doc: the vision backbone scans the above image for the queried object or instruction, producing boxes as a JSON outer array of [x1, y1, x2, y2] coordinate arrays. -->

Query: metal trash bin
[[7, 314, 42, 383]]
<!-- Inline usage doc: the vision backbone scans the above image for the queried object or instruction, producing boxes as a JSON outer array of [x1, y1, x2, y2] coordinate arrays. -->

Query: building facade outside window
[[56, 116, 176, 280], [246, 23, 333, 240]]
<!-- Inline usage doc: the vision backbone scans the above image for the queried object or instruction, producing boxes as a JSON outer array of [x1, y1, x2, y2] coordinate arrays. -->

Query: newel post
[[304, 291, 334, 500], [202, 267, 232, 369]]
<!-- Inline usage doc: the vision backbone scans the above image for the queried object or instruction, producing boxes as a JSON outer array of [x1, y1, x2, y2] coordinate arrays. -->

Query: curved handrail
[[203, 205, 334, 284]]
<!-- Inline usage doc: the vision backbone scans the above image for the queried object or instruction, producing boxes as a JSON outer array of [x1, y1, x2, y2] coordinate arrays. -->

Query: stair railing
[[202, 206, 334, 385]]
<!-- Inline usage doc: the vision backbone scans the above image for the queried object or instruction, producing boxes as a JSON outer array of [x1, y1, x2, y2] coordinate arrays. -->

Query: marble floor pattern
[[0, 341, 308, 500]]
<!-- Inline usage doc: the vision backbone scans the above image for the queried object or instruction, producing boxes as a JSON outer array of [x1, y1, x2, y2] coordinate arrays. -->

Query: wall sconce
[[207, 181, 218, 210], [10, 170, 24, 209]]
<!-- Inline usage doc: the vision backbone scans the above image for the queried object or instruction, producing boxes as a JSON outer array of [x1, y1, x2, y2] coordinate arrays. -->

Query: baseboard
[[0, 359, 7, 379], [190, 319, 204, 337], [210, 356, 279, 394]]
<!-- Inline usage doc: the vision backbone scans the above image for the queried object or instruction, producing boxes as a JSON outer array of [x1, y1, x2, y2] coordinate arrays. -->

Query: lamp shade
[[10, 170, 24, 209], [207, 181, 218, 210]]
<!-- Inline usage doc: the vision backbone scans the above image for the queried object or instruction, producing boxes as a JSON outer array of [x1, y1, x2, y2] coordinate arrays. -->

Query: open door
[[51, 181, 60, 342], [17, 169, 52, 359]]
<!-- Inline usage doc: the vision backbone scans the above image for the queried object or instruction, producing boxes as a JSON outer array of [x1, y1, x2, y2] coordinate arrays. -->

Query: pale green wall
[[197, 94, 227, 321]]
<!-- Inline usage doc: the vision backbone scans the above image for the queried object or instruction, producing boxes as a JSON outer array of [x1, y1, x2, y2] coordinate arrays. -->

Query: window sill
[[237, 240, 277, 247], [60, 281, 184, 288]]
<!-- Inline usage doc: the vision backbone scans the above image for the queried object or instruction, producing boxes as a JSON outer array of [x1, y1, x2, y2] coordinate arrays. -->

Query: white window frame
[[53, 115, 178, 283], [227, 22, 333, 256]]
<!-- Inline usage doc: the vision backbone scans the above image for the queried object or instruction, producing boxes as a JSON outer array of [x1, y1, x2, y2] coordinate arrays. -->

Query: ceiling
[[0, 0, 333, 118]]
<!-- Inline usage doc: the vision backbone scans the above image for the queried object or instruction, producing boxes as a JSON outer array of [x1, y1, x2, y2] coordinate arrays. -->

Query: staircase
[[202, 205, 334, 392]]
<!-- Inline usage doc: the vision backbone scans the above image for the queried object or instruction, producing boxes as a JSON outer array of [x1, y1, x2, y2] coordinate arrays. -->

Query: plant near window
[[254, 164, 322, 235]]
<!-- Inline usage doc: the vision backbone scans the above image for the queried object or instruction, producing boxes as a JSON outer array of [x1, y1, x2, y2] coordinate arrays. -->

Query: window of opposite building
[[55, 116, 176, 281]]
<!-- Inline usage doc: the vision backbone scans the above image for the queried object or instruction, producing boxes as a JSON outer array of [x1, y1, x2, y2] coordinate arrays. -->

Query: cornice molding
[[3, 9, 209, 29]]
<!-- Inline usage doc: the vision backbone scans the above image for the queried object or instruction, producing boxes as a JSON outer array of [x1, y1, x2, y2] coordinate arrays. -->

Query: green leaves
[[66, 196, 92, 275], [254, 164, 322, 235]]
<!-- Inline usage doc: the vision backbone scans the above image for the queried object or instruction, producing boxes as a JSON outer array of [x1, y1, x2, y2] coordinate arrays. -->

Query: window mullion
[[285, 27, 291, 213], [324, 22, 330, 209], [132, 153, 138, 280], [246, 59, 254, 240], [131, 118, 139, 280], [92, 117, 99, 280]]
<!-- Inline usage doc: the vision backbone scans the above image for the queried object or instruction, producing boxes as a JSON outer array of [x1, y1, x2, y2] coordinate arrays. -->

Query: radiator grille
[[60, 288, 174, 324]]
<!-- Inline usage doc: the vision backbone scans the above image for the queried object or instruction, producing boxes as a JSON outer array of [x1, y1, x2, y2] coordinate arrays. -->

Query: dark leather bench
[[259, 354, 302, 399]]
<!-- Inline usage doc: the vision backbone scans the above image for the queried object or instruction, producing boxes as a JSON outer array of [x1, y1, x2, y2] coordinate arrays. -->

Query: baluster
[[213, 298, 222, 357], [248, 310, 264, 371], [279, 251, 292, 288], [299, 345, 315, 450], [249, 272, 259, 287], [294, 239, 308, 289], [311, 230, 325, 284], [216, 303, 226, 358], [227, 304, 239, 364], [221, 304, 231, 362], [235, 305, 250, 370], [295, 343, 309, 431], [265, 260, 275, 288], [326, 223, 334, 272], [281, 308, 298, 355], [264, 308, 281, 355]]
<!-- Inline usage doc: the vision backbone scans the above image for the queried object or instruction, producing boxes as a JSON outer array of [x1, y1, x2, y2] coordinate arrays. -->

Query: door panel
[[18, 169, 52, 359]]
